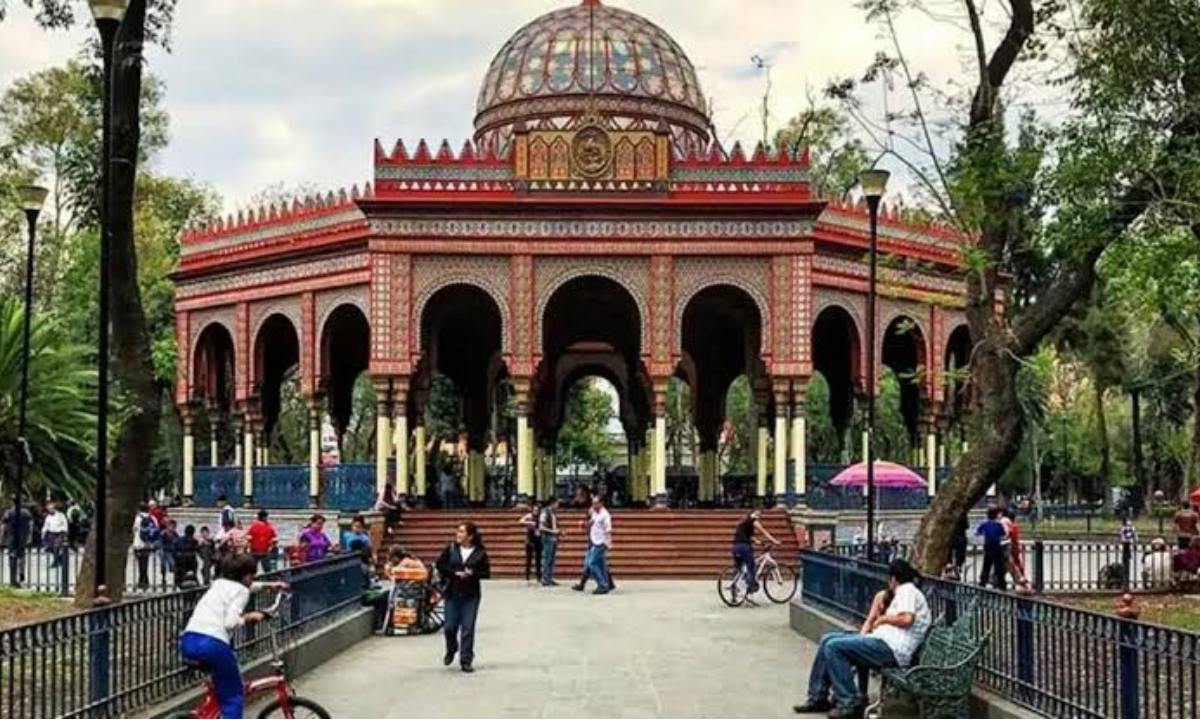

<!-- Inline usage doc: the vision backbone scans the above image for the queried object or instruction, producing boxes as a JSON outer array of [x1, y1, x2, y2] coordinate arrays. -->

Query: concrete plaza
[[287, 581, 816, 718]]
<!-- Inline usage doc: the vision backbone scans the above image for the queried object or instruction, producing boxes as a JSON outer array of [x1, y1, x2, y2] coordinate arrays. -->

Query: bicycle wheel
[[763, 563, 798, 604], [423, 594, 445, 633], [717, 566, 747, 607], [257, 696, 332, 719]]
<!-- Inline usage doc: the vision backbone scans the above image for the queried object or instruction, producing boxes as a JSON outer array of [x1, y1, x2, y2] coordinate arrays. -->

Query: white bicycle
[[717, 543, 798, 607]]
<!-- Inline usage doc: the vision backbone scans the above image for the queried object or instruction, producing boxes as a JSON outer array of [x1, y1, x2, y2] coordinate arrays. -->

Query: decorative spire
[[581, 0, 603, 6]]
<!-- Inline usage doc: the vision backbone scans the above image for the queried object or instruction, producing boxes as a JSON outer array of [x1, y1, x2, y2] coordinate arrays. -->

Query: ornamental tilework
[[177, 254, 369, 300], [371, 255, 394, 363], [771, 256, 793, 364], [672, 257, 770, 356], [370, 217, 807, 241], [931, 305, 947, 403], [393, 255, 413, 363], [249, 297, 304, 382], [534, 257, 649, 356], [316, 286, 370, 348], [176, 312, 190, 405], [411, 256, 511, 354], [302, 293, 316, 396], [511, 256, 534, 364], [650, 256, 673, 364], [180, 209, 365, 258], [236, 304, 250, 401], [189, 306, 238, 390], [375, 165, 514, 182], [795, 256, 813, 371], [812, 255, 965, 297]]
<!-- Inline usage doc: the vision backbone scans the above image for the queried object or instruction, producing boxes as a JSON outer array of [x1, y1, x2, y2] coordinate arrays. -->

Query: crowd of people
[[0, 499, 89, 582]]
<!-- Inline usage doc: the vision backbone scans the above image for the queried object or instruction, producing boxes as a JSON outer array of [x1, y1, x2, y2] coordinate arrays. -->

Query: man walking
[[539, 497, 562, 586], [582, 495, 614, 595], [41, 502, 69, 569], [246, 510, 278, 573]]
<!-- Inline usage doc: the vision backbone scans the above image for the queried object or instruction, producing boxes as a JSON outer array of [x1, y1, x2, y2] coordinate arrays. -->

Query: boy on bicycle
[[180, 553, 288, 718], [731, 510, 780, 598]]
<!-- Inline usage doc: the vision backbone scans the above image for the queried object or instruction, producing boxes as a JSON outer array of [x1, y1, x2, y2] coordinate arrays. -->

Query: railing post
[[1121, 541, 1133, 590], [1119, 620, 1140, 718], [1016, 596, 1036, 703], [59, 551, 70, 597], [1032, 540, 1045, 594], [88, 605, 112, 714]]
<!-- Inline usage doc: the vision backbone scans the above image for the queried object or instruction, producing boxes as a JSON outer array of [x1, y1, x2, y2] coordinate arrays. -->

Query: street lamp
[[9, 184, 48, 588], [88, 0, 128, 601], [860, 168, 890, 563]]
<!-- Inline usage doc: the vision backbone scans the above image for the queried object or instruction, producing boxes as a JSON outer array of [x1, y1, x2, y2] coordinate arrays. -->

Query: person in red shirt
[[246, 510, 278, 573]]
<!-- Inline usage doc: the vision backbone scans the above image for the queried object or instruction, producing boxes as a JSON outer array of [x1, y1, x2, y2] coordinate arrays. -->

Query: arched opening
[[193, 323, 236, 464], [811, 306, 862, 457], [945, 324, 973, 422], [320, 304, 371, 448], [543, 276, 641, 364], [419, 284, 506, 505], [254, 314, 301, 461], [881, 316, 927, 454]]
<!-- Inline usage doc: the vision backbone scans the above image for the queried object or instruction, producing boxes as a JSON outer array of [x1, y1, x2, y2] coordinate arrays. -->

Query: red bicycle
[[177, 593, 331, 719]]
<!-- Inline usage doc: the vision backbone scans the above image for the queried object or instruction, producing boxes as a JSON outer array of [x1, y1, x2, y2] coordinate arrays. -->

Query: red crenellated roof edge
[[374, 137, 509, 167], [181, 183, 373, 246]]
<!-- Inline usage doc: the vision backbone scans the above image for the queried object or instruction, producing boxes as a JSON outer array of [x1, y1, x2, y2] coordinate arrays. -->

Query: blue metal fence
[[193, 466, 244, 507], [801, 550, 1200, 718], [322, 463, 377, 512], [253, 465, 312, 509], [0, 554, 366, 719]]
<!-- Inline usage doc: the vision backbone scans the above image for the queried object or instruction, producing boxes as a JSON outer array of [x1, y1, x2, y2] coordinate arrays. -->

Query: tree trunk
[[1095, 383, 1112, 510], [75, 0, 159, 606]]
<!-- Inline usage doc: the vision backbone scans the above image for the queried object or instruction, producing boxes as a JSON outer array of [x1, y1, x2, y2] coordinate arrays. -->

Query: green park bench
[[871, 607, 990, 719]]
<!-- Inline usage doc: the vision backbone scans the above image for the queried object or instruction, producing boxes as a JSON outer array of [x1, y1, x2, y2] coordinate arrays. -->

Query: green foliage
[[719, 376, 753, 474], [805, 373, 843, 464], [424, 374, 462, 448], [774, 105, 870, 198], [0, 298, 96, 499], [556, 379, 615, 476]]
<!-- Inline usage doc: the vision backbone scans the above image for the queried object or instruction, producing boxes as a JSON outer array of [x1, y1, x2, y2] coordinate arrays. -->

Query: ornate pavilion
[[173, 0, 975, 510]]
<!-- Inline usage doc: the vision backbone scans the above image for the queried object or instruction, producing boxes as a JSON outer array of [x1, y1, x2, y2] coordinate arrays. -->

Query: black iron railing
[[0, 554, 366, 719], [801, 550, 1200, 718]]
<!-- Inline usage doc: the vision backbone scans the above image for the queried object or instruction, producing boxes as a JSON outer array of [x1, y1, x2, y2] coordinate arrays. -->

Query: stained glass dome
[[474, 0, 711, 153]]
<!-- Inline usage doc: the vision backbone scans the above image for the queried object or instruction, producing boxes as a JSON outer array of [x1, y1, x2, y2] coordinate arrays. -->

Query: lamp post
[[8, 184, 49, 588], [860, 168, 890, 563], [89, 0, 128, 600]]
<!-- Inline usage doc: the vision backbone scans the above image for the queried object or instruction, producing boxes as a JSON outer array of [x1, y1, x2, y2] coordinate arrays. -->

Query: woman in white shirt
[[179, 554, 287, 718]]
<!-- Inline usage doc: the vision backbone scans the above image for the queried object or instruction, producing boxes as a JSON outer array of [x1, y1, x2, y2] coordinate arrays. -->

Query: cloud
[[2, 0, 996, 211]]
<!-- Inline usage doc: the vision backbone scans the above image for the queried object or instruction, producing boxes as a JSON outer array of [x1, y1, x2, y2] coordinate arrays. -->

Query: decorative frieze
[[371, 217, 808, 241], [177, 254, 369, 301]]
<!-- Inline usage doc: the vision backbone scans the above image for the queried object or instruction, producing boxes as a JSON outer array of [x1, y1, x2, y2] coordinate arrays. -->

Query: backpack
[[138, 515, 161, 544]]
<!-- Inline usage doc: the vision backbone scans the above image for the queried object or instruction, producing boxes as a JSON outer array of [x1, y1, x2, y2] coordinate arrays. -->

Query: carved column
[[792, 383, 808, 501], [652, 388, 668, 508], [515, 382, 534, 506], [307, 397, 322, 503], [374, 378, 392, 499], [774, 386, 789, 506], [393, 380, 410, 498], [414, 424, 428, 501], [181, 405, 196, 503], [242, 405, 256, 504]]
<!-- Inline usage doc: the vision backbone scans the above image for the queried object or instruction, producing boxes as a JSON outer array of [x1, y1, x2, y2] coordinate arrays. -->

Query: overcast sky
[[0, 0, 990, 212]]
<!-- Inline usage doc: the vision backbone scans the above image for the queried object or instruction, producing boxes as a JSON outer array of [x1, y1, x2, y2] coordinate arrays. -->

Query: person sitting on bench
[[794, 558, 932, 719]]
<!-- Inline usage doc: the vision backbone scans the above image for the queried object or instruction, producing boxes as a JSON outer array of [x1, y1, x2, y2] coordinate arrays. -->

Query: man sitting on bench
[[795, 558, 932, 719]]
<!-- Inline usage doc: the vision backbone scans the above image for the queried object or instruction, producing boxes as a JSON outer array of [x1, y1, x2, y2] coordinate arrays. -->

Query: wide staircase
[[387, 507, 798, 579]]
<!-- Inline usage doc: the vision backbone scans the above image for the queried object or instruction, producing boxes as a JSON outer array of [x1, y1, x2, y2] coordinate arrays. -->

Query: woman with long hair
[[435, 521, 491, 673]]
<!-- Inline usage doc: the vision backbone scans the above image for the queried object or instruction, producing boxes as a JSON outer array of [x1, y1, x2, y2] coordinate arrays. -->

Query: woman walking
[[435, 522, 491, 673]]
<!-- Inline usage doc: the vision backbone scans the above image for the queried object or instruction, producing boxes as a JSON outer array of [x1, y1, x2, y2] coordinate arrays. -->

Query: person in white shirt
[[582, 496, 614, 595], [1142, 537, 1173, 589], [41, 502, 70, 568], [795, 559, 932, 719], [179, 554, 287, 718]]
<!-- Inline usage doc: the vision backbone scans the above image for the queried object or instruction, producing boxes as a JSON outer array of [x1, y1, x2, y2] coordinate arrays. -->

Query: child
[[179, 554, 287, 718], [976, 506, 1009, 590]]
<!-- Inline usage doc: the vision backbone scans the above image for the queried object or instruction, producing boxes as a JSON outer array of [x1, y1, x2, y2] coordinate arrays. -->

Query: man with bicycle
[[731, 510, 780, 600]]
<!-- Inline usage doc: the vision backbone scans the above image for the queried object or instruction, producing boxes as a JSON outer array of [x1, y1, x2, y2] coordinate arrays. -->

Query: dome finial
[[581, 0, 603, 6]]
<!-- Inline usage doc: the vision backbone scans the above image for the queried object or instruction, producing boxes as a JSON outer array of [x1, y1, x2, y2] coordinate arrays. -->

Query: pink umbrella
[[829, 462, 927, 490]]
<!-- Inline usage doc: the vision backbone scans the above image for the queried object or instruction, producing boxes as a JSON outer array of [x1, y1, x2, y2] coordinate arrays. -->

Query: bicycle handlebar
[[260, 591, 290, 621]]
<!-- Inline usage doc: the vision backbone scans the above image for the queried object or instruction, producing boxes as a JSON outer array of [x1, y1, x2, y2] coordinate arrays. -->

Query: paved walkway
[[289, 581, 816, 718]]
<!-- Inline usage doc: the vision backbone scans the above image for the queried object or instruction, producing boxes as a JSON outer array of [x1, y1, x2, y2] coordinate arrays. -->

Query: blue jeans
[[542, 535, 559, 583], [444, 594, 481, 665], [806, 632, 898, 709], [181, 632, 243, 718], [732, 543, 758, 592], [585, 544, 613, 592]]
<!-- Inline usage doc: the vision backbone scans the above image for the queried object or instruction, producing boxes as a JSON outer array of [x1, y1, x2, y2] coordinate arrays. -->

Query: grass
[[1068, 594, 1200, 632], [0, 586, 73, 630]]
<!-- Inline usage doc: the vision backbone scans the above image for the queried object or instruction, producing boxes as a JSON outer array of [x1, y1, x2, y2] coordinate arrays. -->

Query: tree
[[775, 105, 870, 198], [832, 0, 1200, 572], [556, 380, 615, 480], [718, 376, 754, 475], [0, 298, 96, 499]]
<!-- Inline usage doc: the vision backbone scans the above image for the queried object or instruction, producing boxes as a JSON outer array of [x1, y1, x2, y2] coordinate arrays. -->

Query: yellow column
[[792, 409, 807, 498], [939, 439, 948, 468], [233, 416, 243, 468], [926, 431, 938, 496], [546, 451, 556, 500], [517, 414, 533, 502], [774, 412, 788, 500], [375, 383, 391, 499], [756, 426, 769, 499], [394, 413, 409, 497], [861, 430, 870, 465], [182, 410, 195, 500], [261, 442, 269, 467], [243, 417, 255, 501], [415, 425, 428, 499], [308, 404, 320, 501], [653, 415, 667, 505], [210, 424, 219, 467]]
